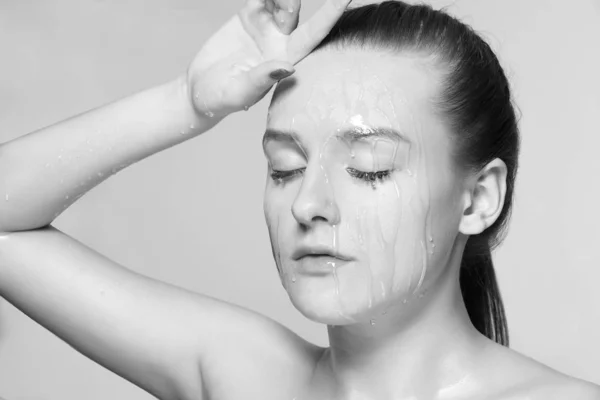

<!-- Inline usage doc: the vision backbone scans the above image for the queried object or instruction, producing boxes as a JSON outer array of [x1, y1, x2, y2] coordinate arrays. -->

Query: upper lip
[[292, 245, 353, 261]]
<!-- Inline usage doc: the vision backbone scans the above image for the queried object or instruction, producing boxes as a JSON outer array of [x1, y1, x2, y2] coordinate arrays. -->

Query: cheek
[[314, 173, 426, 315], [386, 173, 461, 296], [263, 184, 305, 274], [365, 176, 430, 294], [425, 180, 463, 265], [263, 197, 283, 274], [264, 189, 290, 244], [339, 170, 457, 309]]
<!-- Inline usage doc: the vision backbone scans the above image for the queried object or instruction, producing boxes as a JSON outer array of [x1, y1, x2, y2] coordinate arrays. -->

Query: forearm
[[0, 74, 219, 232]]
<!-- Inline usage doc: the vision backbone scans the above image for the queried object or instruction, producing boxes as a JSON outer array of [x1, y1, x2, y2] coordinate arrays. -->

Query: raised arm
[[0, 0, 350, 399], [0, 76, 209, 232]]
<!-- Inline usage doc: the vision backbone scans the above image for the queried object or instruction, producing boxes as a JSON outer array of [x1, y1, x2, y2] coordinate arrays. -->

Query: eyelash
[[270, 169, 304, 182], [270, 167, 393, 186], [346, 168, 393, 185]]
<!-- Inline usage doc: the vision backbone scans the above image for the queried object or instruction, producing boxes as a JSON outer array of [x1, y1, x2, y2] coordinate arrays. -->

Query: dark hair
[[315, 1, 519, 346]]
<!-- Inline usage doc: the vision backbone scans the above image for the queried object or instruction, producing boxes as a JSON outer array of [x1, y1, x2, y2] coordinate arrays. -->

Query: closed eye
[[347, 167, 393, 187], [270, 168, 305, 184], [269, 167, 394, 187]]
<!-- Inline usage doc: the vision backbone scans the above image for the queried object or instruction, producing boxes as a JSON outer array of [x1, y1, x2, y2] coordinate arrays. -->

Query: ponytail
[[459, 237, 509, 346]]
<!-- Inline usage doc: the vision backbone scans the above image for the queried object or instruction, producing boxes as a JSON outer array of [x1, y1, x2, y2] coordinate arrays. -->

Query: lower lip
[[297, 256, 351, 276]]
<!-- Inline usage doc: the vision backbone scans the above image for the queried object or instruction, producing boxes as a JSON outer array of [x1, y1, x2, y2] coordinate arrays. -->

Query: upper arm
[[0, 225, 307, 400]]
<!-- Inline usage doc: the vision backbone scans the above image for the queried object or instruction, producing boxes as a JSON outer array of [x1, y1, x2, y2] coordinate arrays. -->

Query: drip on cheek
[[269, 212, 287, 288], [401, 101, 435, 298]]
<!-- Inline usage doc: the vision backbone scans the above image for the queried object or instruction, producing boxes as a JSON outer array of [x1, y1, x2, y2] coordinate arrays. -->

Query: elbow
[[0, 211, 53, 233]]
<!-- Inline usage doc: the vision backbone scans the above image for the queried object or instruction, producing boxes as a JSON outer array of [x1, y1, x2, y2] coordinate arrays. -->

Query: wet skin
[[264, 50, 462, 325], [1, 10, 599, 400], [257, 49, 597, 399]]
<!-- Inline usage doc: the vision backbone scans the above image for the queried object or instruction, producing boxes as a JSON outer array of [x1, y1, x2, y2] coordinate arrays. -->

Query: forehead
[[267, 49, 442, 137]]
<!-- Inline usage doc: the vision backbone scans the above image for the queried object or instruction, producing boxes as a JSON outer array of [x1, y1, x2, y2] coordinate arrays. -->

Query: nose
[[291, 164, 340, 227]]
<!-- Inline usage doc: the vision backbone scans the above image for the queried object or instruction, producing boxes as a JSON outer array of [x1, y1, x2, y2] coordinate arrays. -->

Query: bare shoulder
[[484, 343, 600, 400], [528, 374, 600, 400]]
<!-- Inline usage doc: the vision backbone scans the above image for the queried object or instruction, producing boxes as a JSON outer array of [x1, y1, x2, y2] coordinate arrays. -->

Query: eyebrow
[[262, 126, 410, 149]]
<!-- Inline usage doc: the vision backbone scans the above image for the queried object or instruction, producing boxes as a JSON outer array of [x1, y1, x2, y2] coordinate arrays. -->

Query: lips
[[295, 253, 353, 276], [292, 245, 353, 261]]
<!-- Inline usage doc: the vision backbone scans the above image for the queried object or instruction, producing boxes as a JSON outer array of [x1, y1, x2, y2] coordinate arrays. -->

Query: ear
[[459, 158, 507, 235]]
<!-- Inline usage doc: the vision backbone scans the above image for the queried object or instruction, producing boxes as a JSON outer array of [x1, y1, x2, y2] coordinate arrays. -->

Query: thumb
[[246, 60, 295, 93]]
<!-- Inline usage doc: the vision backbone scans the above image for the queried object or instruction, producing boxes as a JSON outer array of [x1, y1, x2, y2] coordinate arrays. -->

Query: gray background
[[0, 0, 599, 398]]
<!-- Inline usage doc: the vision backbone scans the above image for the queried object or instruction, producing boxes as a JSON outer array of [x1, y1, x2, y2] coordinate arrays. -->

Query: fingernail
[[269, 68, 294, 81]]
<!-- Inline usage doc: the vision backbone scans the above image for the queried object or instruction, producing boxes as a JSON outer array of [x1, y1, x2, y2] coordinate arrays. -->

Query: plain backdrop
[[0, 0, 599, 398]]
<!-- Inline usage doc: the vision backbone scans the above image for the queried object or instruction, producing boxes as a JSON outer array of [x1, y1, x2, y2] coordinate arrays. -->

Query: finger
[[265, 0, 275, 14], [287, 0, 352, 62], [244, 59, 296, 96], [272, 0, 300, 35], [273, 0, 297, 13]]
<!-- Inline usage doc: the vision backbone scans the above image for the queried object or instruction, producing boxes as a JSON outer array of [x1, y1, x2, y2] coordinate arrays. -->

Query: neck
[[316, 255, 492, 399]]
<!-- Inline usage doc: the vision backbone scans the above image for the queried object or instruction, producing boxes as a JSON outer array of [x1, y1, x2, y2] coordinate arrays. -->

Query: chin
[[285, 279, 383, 325], [293, 302, 361, 325]]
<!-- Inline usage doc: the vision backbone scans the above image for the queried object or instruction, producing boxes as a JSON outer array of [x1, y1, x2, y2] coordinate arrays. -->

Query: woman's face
[[263, 49, 465, 325]]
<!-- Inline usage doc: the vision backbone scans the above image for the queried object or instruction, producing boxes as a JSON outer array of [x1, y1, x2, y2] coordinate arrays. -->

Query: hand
[[186, 0, 352, 119]]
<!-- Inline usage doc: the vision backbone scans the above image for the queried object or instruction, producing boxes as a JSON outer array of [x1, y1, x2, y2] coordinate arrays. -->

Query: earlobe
[[459, 158, 507, 235]]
